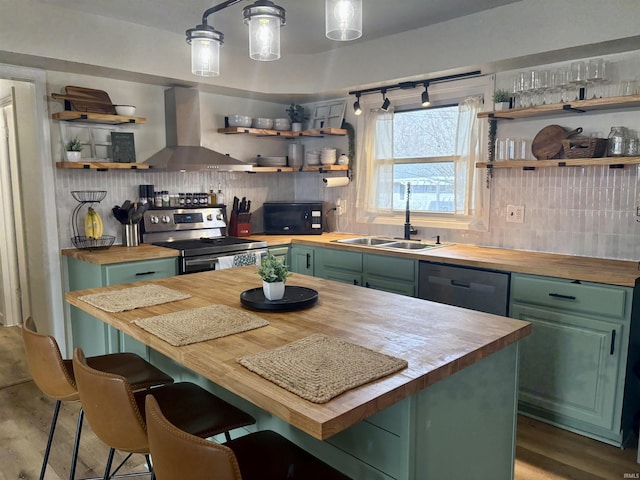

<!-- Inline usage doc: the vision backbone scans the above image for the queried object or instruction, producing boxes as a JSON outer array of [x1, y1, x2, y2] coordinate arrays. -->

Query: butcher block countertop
[[61, 233, 640, 287], [61, 244, 179, 264], [65, 266, 530, 440]]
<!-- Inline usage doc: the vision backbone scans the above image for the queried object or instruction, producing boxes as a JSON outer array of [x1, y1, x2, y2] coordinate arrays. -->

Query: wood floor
[[2, 324, 639, 479]]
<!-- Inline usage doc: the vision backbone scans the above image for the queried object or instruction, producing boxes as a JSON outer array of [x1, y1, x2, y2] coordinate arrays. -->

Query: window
[[391, 106, 458, 213], [355, 75, 492, 231]]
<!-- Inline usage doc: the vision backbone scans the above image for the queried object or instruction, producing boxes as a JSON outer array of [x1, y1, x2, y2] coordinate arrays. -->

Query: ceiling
[[37, 0, 521, 55]]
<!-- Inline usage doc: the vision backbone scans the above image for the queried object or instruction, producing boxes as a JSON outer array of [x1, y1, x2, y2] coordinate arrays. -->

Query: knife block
[[229, 212, 251, 237]]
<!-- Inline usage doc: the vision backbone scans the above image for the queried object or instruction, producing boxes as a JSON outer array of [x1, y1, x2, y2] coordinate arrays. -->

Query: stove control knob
[[149, 215, 159, 224], [206, 214, 213, 221], [216, 213, 223, 221], [161, 215, 171, 224]]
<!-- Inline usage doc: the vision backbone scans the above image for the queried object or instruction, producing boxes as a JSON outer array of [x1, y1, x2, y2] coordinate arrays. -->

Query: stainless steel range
[[142, 207, 267, 274]]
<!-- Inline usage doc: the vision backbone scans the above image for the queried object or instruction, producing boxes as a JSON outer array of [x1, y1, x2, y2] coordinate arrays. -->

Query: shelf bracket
[[488, 113, 514, 121], [562, 104, 586, 114], [523, 166, 536, 171], [609, 164, 624, 169]]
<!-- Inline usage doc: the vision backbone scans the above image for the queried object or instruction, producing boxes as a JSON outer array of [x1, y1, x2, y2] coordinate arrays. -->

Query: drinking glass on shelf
[[495, 138, 507, 161], [537, 70, 552, 104], [555, 67, 571, 102], [505, 138, 516, 161], [586, 58, 608, 98], [621, 79, 637, 96], [515, 139, 530, 160], [570, 61, 587, 100], [528, 70, 541, 106]]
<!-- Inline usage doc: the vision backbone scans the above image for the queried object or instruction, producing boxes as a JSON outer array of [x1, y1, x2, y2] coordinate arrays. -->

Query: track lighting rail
[[348, 70, 482, 98]]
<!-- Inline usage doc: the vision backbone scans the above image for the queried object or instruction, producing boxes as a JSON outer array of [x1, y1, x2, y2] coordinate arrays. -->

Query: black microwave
[[262, 202, 323, 235]]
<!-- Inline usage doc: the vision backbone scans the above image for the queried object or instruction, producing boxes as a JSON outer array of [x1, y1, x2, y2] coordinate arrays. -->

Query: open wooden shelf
[[478, 95, 640, 120], [56, 161, 150, 171], [218, 127, 347, 137], [476, 156, 640, 170], [52, 111, 147, 125]]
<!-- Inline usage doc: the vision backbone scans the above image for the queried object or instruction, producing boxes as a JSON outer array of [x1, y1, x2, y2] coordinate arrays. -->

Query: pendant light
[[325, 0, 362, 41], [243, 0, 286, 61], [186, 25, 224, 77]]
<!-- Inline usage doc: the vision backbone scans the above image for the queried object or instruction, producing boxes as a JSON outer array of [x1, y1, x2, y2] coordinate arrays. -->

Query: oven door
[[181, 250, 266, 274]]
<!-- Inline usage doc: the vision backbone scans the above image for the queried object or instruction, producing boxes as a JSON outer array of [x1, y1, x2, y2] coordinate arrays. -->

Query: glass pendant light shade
[[187, 26, 223, 77], [243, 0, 286, 62], [326, 0, 362, 41]]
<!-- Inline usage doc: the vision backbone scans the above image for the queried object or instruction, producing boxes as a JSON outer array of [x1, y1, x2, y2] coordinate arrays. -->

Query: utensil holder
[[122, 223, 140, 247]]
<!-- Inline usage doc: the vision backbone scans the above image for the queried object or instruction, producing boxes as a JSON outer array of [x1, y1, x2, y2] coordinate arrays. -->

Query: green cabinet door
[[315, 247, 363, 285], [290, 245, 315, 275], [364, 253, 418, 296], [67, 256, 178, 357], [512, 303, 622, 430]]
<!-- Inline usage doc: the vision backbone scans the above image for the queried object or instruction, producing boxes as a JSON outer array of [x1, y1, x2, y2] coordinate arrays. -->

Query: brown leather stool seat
[[73, 347, 256, 479], [146, 395, 351, 480], [21, 317, 174, 480]]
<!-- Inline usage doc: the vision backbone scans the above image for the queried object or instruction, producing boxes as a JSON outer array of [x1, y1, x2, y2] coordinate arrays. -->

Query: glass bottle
[[607, 127, 628, 157], [216, 183, 225, 206]]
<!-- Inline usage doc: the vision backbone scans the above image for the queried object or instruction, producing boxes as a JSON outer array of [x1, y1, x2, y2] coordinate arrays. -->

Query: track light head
[[421, 83, 431, 107], [353, 93, 362, 115], [381, 90, 390, 111]]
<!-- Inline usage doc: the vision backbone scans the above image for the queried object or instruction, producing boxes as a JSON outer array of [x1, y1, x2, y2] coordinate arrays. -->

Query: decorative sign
[[111, 132, 136, 163]]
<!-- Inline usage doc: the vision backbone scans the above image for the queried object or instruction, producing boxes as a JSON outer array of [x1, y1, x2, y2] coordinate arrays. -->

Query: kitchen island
[[66, 266, 530, 479]]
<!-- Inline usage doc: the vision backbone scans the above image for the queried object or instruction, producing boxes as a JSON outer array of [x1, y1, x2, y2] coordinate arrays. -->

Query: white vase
[[291, 122, 302, 132], [494, 102, 510, 111], [66, 151, 81, 162], [263, 280, 285, 300]]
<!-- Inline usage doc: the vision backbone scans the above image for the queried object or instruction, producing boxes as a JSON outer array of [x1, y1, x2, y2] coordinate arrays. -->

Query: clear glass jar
[[607, 126, 628, 157]]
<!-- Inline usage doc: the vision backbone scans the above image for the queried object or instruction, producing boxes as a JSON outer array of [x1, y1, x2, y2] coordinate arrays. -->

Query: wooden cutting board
[[59, 86, 117, 114], [532, 125, 583, 160]]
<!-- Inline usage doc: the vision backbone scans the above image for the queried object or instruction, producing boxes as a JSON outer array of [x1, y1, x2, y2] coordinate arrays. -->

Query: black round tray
[[240, 286, 318, 312]]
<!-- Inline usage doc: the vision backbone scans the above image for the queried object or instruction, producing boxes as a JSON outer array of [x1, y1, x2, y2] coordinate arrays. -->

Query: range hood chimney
[[144, 87, 252, 172]]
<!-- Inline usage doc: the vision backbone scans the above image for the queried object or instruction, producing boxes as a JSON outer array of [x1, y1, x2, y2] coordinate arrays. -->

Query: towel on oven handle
[[217, 251, 263, 270]]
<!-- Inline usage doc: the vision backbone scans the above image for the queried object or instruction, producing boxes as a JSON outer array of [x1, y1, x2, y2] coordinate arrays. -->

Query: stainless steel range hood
[[144, 87, 252, 172]]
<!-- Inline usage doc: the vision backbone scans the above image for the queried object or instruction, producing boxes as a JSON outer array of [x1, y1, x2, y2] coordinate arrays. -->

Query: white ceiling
[[36, 0, 521, 55]]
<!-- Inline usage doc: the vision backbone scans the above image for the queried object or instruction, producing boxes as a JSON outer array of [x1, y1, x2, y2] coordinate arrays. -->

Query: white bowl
[[273, 118, 291, 131], [228, 115, 252, 127], [115, 105, 136, 116], [305, 151, 320, 165], [253, 117, 274, 129], [257, 156, 288, 167]]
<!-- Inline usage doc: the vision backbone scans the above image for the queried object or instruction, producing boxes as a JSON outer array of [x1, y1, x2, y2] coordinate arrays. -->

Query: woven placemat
[[134, 305, 269, 346], [78, 284, 191, 313], [238, 334, 408, 403]]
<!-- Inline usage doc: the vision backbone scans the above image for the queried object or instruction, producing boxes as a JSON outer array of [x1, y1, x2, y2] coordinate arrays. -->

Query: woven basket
[[562, 137, 607, 159]]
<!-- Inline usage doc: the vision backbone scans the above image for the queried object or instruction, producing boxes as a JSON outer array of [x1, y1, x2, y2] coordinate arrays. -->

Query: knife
[[246, 200, 251, 213], [240, 197, 247, 213], [232, 196, 239, 214]]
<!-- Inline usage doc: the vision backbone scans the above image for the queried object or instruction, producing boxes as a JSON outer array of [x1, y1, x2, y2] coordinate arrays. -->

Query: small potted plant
[[65, 137, 83, 162], [286, 103, 305, 132], [492, 89, 511, 111], [257, 252, 292, 300]]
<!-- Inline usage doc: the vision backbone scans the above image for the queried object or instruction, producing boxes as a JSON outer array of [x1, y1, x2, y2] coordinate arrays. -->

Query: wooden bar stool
[[145, 395, 352, 480], [21, 316, 174, 480], [72, 347, 256, 480]]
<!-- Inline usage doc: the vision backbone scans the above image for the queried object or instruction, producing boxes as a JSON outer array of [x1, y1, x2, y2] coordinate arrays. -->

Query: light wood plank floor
[[2, 325, 639, 479]]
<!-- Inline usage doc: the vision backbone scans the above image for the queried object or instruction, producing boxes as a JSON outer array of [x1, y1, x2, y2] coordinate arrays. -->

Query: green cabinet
[[290, 245, 315, 276], [509, 273, 635, 446], [308, 246, 418, 296], [66, 256, 178, 358]]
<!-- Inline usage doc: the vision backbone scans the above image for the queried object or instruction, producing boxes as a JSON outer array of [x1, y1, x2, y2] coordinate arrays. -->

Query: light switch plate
[[506, 205, 524, 223]]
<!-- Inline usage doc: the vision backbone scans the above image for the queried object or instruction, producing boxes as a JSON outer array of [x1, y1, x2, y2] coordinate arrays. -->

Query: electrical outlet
[[506, 205, 524, 224], [336, 198, 345, 216]]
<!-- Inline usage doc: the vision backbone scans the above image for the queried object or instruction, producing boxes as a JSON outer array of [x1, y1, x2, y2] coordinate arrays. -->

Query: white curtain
[[454, 95, 484, 217], [356, 108, 394, 217]]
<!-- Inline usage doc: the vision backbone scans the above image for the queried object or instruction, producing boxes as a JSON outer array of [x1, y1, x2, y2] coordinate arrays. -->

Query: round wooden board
[[532, 125, 582, 160]]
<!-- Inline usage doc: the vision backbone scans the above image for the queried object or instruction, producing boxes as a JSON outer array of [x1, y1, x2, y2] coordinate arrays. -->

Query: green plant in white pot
[[65, 137, 83, 162], [257, 252, 292, 300], [492, 89, 511, 111], [286, 103, 305, 132]]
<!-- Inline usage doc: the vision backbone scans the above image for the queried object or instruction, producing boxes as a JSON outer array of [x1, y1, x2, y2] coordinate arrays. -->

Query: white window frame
[[355, 75, 493, 231]]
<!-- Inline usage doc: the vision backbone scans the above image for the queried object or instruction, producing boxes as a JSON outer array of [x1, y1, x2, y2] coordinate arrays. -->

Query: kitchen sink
[[335, 237, 393, 246], [334, 237, 449, 250]]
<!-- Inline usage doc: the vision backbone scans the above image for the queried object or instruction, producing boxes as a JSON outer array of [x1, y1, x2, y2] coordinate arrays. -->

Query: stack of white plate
[[256, 156, 287, 167], [320, 148, 337, 165], [305, 151, 320, 165], [273, 118, 291, 131]]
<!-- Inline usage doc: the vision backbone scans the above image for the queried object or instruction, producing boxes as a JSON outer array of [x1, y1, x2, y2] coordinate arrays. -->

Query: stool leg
[[40, 400, 62, 480], [68, 408, 85, 480], [103, 448, 115, 480]]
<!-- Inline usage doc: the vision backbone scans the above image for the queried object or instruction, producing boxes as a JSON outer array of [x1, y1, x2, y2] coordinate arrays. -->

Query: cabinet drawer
[[317, 247, 362, 272], [103, 258, 178, 285], [510, 274, 630, 320]]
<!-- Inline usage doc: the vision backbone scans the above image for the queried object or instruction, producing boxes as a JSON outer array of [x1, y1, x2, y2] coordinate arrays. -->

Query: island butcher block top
[[66, 266, 530, 440]]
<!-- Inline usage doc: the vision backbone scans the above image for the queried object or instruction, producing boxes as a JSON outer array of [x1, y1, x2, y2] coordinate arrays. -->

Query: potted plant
[[286, 103, 305, 132], [257, 252, 291, 300], [65, 137, 83, 162], [492, 89, 511, 110]]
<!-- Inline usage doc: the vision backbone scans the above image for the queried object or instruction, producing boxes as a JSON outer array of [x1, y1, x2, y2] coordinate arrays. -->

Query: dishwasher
[[418, 261, 510, 316]]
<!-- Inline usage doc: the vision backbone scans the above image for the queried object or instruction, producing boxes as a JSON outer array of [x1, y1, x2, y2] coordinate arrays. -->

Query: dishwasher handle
[[450, 279, 471, 288]]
